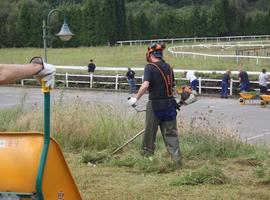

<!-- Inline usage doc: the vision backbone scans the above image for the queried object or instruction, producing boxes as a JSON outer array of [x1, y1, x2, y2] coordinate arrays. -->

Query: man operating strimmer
[[128, 43, 196, 167]]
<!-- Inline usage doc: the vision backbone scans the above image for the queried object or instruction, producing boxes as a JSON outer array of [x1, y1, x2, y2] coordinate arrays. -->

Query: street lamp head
[[56, 21, 74, 41]]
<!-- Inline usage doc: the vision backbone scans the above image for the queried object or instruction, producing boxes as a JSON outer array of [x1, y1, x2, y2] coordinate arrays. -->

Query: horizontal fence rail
[[168, 42, 270, 64], [19, 67, 269, 95], [54, 66, 263, 75], [117, 35, 270, 46]]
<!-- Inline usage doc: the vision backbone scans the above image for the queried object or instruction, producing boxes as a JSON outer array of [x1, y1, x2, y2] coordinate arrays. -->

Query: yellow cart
[[260, 95, 270, 107], [239, 92, 259, 105], [0, 84, 82, 199]]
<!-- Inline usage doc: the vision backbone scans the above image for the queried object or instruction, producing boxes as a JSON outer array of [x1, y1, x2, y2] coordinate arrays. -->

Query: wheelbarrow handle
[[36, 81, 52, 200]]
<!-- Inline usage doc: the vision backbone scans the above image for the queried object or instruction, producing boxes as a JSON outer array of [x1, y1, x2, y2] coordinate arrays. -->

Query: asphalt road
[[1, 86, 270, 144]]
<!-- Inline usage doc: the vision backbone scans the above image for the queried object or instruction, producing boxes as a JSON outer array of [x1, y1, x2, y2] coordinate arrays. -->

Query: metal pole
[[43, 20, 47, 62], [199, 77, 202, 95], [115, 74, 118, 90], [230, 78, 233, 96]]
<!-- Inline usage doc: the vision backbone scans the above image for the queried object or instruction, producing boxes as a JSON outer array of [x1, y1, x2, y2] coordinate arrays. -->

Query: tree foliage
[[0, 0, 270, 47]]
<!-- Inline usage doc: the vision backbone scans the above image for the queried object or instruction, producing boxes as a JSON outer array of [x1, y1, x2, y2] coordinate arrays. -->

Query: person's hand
[[30, 57, 56, 88], [127, 97, 137, 106]]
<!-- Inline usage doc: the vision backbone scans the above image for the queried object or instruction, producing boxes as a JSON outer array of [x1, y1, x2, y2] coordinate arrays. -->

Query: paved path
[[1, 86, 270, 144]]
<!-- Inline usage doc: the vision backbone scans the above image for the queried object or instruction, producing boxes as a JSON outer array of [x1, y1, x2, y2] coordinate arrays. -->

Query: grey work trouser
[[142, 101, 181, 158]]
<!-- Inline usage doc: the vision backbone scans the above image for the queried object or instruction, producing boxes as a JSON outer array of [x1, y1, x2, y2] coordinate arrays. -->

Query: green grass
[[170, 165, 228, 186], [1, 43, 270, 72], [1, 92, 270, 199]]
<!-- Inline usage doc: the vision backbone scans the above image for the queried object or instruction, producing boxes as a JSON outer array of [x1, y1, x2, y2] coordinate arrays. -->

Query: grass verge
[[1, 92, 270, 199]]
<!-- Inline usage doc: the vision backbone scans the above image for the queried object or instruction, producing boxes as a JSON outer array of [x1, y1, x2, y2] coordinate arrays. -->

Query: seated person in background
[[88, 59, 96, 73]]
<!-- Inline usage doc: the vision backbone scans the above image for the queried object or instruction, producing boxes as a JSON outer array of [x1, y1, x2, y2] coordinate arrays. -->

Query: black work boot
[[172, 155, 182, 168]]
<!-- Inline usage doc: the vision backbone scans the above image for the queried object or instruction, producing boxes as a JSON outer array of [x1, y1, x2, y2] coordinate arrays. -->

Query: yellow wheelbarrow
[[0, 84, 81, 199], [260, 95, 270, 107], [239, 92, 259, 105]]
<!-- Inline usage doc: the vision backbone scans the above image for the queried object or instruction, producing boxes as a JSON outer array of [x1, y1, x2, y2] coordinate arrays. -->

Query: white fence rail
[[117, 35, 270, 46], [54, 66, 263, 75], [168, 43, 270, 64], [20, 71, 266, 96]]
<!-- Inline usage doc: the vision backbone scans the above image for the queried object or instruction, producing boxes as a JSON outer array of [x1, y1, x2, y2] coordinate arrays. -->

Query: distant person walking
[[126, 67, 136, 94], [220, 70, 231, 98], [88, 59, 96, 73], [259, 69, 269, 94], [184, 71, 199, 92], [238, 69, 250, 92]]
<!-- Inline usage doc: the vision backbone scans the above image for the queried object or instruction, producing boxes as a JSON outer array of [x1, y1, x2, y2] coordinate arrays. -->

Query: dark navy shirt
[[238, 71, 249, 83], [222, 73, 230, 83], [126, 70, 135, 79], [143, 61, 175, 100], [88, 63, 96, 72]]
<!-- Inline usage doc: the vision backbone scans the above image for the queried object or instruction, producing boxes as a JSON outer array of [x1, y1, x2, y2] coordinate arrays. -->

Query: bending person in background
[[220, 70, 231, 99], [238, 69, 250, 92], [259, 69, 269, 94], [128, 43, 182, 167], [184, 70, 198, 92], [0, 57, 55, 88]]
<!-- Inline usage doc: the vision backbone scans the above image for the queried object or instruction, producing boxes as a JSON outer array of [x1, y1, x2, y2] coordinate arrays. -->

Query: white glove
[[30, 57, 56, 88], [127, 97, 137, 106]]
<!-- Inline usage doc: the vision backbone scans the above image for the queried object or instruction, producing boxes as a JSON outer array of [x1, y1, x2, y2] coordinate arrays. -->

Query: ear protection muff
[[146, 42, 166, 62]]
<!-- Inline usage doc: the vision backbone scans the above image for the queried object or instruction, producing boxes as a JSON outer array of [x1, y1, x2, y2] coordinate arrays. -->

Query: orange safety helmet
[[146, 42, 166, 62]]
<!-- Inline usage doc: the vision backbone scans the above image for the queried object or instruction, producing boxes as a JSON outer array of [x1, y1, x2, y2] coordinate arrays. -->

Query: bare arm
[[135, 81, 149, 100], [0, 63, 42, 85]]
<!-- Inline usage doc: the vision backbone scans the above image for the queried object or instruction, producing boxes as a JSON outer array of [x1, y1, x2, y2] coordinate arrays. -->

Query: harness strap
[[150, 63, 173, 97]]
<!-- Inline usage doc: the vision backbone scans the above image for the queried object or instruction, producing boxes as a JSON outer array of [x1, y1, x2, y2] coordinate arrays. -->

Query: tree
[[127, 14, 137, 39], [0, 1, 11, 47], [115, 0, 127, 41], [207, 0, 227, 36], [79, 0, 105, 46], [14, 0, 44, 47], [101, 0, 117, 45], [155, 11, 178, 38], [135, 12, 152, 39]]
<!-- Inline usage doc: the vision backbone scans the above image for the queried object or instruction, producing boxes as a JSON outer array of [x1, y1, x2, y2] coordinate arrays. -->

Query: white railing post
[[21, 79, 24, 86], [199, 77, 202, 95], [115, 74, 119, 90], [230, 78, 233, 96], [65, 72, 69, 87], [90, 73, 93, 88]]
